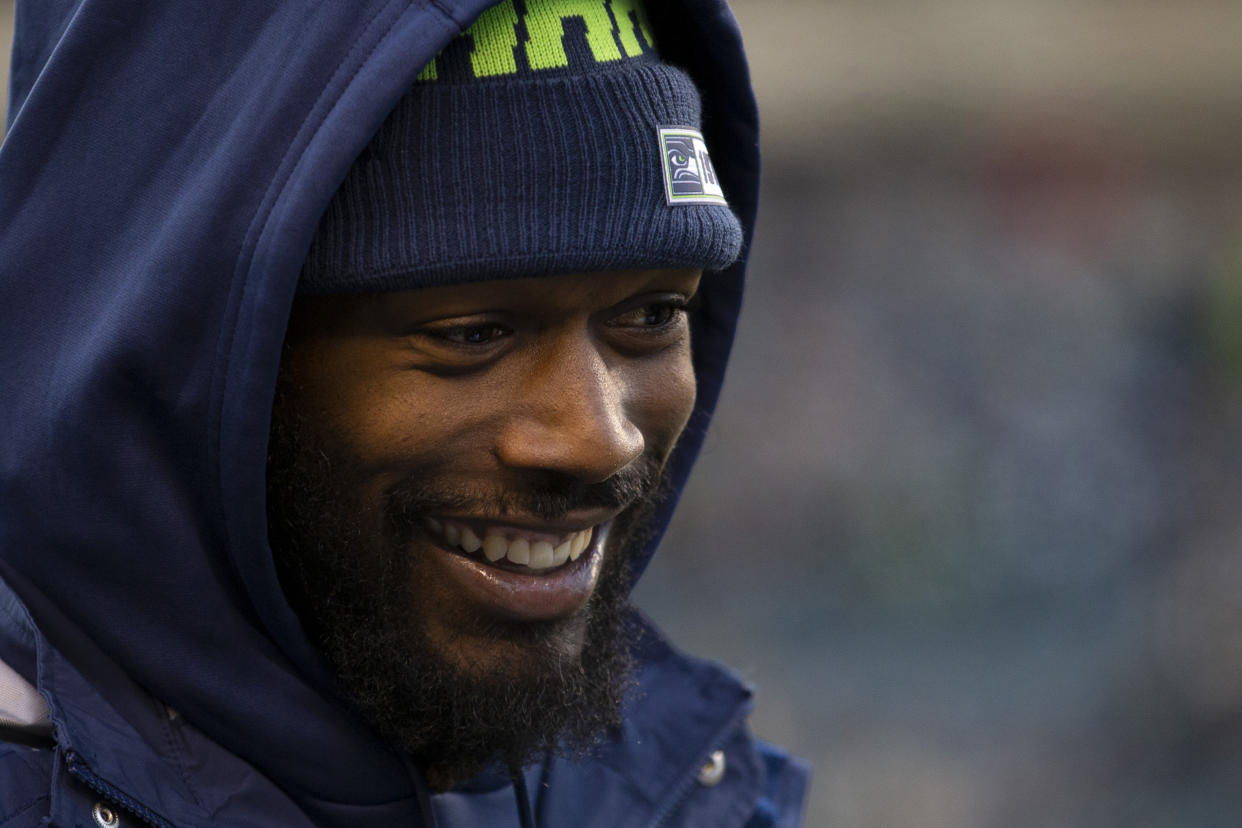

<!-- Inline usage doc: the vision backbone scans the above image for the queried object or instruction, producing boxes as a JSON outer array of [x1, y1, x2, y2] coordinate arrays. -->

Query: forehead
[[287, 268, 702, 336]]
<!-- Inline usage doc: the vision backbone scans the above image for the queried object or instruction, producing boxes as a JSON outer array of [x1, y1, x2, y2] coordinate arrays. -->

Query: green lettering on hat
[[469, 0, 521, 77], [525, 0, 622, 70], [418, 0, 653, 82], [610, 0, 654, 58]]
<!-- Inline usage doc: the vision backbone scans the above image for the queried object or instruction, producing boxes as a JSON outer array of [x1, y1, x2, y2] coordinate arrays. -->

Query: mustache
[[384, 455, 664, 526]]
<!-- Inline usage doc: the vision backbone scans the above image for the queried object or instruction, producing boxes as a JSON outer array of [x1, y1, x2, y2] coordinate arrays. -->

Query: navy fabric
[[300, 3, 744, 292], [300, 61, 744, 291], [0, 0, 803, 824], [0, 589, 810, 826]]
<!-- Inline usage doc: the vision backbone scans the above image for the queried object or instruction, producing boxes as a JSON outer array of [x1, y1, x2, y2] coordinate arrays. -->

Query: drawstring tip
[[508, 762, 537, 828]]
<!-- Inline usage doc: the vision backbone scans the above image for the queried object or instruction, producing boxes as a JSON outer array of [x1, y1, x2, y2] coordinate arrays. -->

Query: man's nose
[[494, 339, 644, 483]]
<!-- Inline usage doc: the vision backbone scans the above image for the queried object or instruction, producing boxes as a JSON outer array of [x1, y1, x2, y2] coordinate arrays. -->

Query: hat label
[[659, 127, 727, 206]]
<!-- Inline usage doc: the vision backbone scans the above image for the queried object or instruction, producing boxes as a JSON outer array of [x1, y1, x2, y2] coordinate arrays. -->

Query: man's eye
[[428, 323, 510, 346], [636, 305, 678, 326], [614, 299, 691, 329]]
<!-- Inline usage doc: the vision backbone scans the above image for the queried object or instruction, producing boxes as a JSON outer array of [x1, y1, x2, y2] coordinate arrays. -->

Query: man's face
[[267, 268, 700, 788]]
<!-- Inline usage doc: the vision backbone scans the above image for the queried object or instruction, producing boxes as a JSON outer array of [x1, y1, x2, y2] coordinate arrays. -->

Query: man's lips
[[420, 517, 611, 622]]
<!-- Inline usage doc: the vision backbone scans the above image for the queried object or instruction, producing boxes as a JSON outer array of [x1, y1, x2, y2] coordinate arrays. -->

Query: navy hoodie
[[0, 0, 808, 824]]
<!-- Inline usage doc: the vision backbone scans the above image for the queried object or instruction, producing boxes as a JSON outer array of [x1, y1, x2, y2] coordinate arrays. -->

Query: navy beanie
[[299, 0, 744, 293]]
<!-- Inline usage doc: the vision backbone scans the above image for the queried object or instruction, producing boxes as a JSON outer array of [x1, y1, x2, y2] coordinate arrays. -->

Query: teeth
[[482, 534, 508, 563], [506, 538, 531, 566], [529, 541, 554, 568], [570, 530, 588, 561], [430, 522, 595, 570]]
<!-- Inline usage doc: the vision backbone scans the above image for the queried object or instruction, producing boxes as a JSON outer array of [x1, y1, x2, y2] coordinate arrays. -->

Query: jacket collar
[[536, 613, 764, 827], [0, 577, 760, 827]]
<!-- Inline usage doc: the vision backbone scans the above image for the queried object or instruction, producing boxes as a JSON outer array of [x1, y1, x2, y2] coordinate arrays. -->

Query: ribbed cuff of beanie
[[300, 63, 743, 293]]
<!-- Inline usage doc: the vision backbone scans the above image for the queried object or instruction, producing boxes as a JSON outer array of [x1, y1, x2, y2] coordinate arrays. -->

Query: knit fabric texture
[[299, 0, 744, 293]]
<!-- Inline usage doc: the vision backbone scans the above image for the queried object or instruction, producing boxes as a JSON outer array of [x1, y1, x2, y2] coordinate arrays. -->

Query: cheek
[[283, 343, 449, 472], [629, 349, 697, 457], [337, 384, 487, 478]]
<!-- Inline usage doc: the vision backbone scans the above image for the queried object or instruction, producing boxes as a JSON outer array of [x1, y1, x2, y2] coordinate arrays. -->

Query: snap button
[[696, 749, 726, 787], [92, 802, 120, 827]]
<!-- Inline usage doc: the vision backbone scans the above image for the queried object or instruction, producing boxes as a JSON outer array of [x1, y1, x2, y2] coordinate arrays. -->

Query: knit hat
[[299, 0, 743, 293]]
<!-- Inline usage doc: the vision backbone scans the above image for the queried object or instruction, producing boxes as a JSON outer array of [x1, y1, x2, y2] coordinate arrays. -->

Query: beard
[[266, 391, 665, 791]]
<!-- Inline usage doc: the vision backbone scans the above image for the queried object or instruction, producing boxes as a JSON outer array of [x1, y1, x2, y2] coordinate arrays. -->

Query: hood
[[0, 0, 759, 821]]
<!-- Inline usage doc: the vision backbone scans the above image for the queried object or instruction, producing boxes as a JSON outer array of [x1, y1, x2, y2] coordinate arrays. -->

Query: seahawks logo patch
[[659, 127, 727, 206]]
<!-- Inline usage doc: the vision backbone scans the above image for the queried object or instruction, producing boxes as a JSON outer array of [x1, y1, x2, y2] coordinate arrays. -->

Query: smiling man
[[0, 0, 807, 825], [269, 269, 703, 792]]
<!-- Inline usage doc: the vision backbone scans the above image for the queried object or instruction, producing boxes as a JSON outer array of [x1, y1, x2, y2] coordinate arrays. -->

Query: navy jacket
[[0, 0, 809, 824]]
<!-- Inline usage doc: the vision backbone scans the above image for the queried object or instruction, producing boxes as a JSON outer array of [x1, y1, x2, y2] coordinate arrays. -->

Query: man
[[0, 0, 807, 824]]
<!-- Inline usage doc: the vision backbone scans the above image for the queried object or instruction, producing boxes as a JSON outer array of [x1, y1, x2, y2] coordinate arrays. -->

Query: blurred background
[[7, 2, 1242, 825]]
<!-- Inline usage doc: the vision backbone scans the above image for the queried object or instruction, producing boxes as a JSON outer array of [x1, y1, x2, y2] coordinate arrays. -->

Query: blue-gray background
[[7, 3, 1242, 825]]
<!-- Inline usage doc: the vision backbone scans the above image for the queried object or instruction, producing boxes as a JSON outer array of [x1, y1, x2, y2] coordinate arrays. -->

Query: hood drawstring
[[509, 763, 536, 828], [403, 751, 532, 827], [401, 753, 439, 827]]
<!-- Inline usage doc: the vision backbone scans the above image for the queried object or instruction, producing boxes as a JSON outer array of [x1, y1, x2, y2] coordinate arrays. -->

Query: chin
[[266, 402, 660, 782], [421, 608, 592, 679]]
